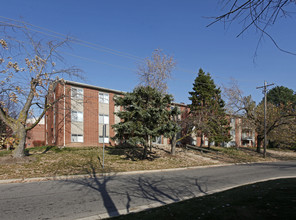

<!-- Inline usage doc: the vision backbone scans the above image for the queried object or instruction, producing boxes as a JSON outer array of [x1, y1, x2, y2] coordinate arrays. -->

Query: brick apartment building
[[43, 80, 255, 148], [44, 80, 192, 147], [229, 117, 256, 147], [45, 80, 124, 147]]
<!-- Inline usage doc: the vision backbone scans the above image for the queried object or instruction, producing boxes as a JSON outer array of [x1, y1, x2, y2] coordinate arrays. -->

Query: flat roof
[[172, 102, 188, 107], [65, 80, 188, 106], [65, 80, 126, 95]]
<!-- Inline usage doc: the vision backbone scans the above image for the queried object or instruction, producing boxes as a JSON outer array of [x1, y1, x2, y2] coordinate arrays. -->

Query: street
[[1, 161, 296, 220]]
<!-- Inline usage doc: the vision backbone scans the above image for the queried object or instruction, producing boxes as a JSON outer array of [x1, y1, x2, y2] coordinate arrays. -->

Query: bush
[[32, 140, 45, 147]]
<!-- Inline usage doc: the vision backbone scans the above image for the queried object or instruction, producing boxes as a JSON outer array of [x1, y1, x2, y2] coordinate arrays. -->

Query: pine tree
[[112, 86, 176, 158], [188, 68, 230, 148], [266, 86, 296, 108]]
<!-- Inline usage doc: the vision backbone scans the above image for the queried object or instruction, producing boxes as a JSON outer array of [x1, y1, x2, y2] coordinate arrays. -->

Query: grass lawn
[[0, 145, 215, 180], [0, 145, 295, 180], [112, 178, 296, 220]]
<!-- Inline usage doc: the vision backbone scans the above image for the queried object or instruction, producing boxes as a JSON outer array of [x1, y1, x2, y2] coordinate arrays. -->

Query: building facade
[[43, 80, 255, 148], [45, 80, 123, 147]]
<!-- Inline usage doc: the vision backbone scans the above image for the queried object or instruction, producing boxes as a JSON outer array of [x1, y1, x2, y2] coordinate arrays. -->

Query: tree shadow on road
[[64, 162, 210, 218], [119, 174, 210, 208], [65, 159, 120, 217]]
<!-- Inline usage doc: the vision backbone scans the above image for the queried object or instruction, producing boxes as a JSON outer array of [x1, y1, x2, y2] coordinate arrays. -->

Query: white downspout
[[64, 83, 66, 147]]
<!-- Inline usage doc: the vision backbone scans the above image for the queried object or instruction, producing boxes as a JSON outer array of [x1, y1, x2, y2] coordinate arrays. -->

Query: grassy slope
[[0, 145, 295, 180]]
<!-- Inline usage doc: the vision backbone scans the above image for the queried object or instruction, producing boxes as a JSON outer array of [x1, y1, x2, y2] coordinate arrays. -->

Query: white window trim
[[99, 114, 109, 124], [99, 92, 109, 104], [71, 110, 83, 122], [99, 136, 109, 144], [71, 134, 83, 142], [71, 87, 83, 100]]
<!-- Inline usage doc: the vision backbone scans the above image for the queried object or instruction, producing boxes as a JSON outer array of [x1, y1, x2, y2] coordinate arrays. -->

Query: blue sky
[[1, 0, 296, 104]]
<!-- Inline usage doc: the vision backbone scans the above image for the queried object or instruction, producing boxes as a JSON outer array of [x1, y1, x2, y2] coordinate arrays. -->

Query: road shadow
[[65, 159, 120, 217], [129, 175, 209, 204], [64, 163, 210, 217]]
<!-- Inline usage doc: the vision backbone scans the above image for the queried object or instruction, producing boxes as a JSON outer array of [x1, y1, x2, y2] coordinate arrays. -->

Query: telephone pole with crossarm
[[256, 81, 274, 158]]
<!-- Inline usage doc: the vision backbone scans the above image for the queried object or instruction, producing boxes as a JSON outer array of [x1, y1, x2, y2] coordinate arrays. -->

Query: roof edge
[[65, 80, 126, 95]]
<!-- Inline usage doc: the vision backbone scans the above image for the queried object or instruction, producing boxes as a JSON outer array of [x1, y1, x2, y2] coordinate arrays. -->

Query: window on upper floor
[[71, 111, 83, 122], [99, 114, 109, 124], [71, 87, 83, 100], [99, 92, 109, 104], [230, 130, 235, 136]]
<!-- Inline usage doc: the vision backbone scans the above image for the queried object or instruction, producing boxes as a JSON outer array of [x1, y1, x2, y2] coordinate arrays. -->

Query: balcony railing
[[241, 133, 253, 140]]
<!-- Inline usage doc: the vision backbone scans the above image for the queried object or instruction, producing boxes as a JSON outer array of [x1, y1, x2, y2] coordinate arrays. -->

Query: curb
[[0, 160, 281, 185]]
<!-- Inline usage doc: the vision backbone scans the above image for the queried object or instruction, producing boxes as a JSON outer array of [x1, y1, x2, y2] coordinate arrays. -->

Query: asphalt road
[[1, 161, 296, 220]]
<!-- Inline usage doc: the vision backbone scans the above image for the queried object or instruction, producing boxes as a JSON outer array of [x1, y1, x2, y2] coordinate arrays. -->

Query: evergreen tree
[[112, 86, 177, 158], [266, 86, 296, 108], [188, 68, 230, 147]]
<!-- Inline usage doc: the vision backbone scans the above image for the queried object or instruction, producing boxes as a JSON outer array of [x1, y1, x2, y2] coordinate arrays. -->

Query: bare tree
[[137, 49, 176, 94], [223, 80, 296, 154], [209, 0, 296, 55], [0, 23, 81, 158]]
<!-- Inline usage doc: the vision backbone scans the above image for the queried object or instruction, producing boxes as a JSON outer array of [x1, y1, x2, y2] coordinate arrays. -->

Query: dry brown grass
[[0, 145, 295, 180]]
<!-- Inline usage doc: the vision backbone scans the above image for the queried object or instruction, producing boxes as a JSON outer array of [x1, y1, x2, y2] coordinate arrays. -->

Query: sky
[[1, 0, 296, 105]]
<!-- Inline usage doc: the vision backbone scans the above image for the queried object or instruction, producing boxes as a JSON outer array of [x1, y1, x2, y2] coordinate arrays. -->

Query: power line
[[61, 51, 136, 71], [0, 16, 264, 87], [0, 16, 144, 61]]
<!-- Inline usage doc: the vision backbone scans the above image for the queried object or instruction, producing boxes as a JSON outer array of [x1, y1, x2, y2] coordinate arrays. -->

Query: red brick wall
[[56, 83, 63, 146], [45, 94, 54, 145], [84, 87, 99, 146], [26, 123, 45, 148], [235, 118, 241, 147]]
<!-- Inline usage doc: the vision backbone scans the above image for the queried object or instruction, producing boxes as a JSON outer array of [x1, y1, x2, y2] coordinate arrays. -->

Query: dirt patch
[[266, 149, 296, 160], [154, 145, 218, 160]]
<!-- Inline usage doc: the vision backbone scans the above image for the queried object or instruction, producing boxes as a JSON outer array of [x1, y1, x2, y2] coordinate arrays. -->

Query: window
[[71, 87, 83, 100], [99, 114, 109, 124], [99, 118, 109, 143], [71, 111, 83, 122], [152, 136, 161, 144], [99, 92, 109, 104], [99, 136, 109, 143], [71, 134, 83, 142], [230, 130, 235, 136]]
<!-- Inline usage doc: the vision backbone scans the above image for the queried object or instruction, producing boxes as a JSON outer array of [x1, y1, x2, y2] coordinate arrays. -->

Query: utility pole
[[256, 81, 274, 158], [102, 123, 106, 169]]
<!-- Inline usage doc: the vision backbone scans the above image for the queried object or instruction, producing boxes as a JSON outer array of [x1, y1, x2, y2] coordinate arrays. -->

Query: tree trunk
[[142, 137, 149, 159], [256, 136, 262, 153], [143, 144, 148, 159], [208, 138, 211, 149], [149, 136, 152, 153], [12, 126, 27, 158], [199, 133, 203, 147], [171, 134, 177, 155]]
